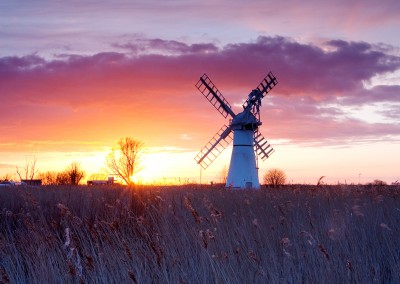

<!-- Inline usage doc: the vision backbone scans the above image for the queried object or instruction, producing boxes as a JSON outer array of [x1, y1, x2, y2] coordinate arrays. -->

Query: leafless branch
[[106, 137, 144, 185]]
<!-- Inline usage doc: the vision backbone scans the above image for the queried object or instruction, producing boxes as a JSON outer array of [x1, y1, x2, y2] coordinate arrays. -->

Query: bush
[[56, 162, 85, 185], [370, 179, 387, 186], [38, 171, 58, 185], [263, 168, 287, 187]]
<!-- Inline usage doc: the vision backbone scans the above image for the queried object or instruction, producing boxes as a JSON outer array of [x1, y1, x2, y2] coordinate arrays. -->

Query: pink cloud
[[264, 96, 400, 145], [0, 36, 399, 150]]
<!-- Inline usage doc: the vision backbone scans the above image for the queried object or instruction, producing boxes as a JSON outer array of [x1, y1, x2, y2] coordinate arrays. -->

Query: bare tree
[[16, 157, 38, 181], [106, 137, 144, 185], [263, 168, 287, 187], [66, 162, 85, 185], [55, 162, 86, 185]]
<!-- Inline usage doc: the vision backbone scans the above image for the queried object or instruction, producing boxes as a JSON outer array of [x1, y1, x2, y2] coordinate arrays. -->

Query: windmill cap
[[231, 111, 260, 130]]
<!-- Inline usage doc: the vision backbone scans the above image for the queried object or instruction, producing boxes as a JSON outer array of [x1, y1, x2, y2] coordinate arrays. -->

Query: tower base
[[225, 130, 260, 189]]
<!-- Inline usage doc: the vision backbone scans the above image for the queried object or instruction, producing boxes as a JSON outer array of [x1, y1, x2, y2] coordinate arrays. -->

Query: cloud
[[343, 85, 400, 105], [113, 38, 219, 55], [0, 163, 15, 169], [0, 36, 399, 151], [2, 0, 400, 59], [180, 134, 192, 140], [259, 94, 400, 146]]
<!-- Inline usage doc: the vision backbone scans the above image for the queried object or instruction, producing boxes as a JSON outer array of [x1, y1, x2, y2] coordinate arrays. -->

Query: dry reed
[[0, 184, 399, 283]]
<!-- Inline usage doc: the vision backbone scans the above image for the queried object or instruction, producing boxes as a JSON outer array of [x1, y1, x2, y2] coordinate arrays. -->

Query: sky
[[0, 0, 399, 184]]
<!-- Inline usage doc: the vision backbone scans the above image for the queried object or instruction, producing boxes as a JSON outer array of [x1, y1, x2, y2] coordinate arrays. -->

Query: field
[[1, 185, 399, 283]]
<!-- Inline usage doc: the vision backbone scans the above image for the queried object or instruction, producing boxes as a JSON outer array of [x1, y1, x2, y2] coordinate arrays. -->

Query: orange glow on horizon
[[1, 141, 399, 185]]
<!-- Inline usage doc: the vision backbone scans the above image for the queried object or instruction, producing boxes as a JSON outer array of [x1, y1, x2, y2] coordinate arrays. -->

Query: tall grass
[[1, 185, 399, 283]]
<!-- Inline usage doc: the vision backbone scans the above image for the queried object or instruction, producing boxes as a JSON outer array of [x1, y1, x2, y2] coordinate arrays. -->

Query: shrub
[[56, 162, 85, 185], [38, 171, 58, 185], [371, 179, 387, 186], [263, 168, 287, 187]]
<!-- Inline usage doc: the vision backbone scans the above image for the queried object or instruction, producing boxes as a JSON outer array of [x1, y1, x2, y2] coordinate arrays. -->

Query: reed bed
[[1, 184, 399, 283]]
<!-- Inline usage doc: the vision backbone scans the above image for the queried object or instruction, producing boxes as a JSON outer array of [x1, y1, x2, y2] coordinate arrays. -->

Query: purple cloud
[[113, 38, 218, 55], [0, 36, 399, 148]]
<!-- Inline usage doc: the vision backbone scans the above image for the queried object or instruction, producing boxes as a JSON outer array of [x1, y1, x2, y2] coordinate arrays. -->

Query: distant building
[[21, 179, 42, 186], [87, 176, 115, 186]]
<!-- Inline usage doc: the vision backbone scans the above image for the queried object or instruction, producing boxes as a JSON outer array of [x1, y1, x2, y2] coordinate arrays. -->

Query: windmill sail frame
[[195, 125, 233, 169], [196, 74, 236, 118]]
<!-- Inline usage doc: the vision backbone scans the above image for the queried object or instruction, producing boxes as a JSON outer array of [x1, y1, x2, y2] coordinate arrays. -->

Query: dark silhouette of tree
[[16, 157, 38, 181], [106, 137, 144, 185], [263, 168, 287, 187], [66, 162, 85, 185], [56, 162, 85, 185]]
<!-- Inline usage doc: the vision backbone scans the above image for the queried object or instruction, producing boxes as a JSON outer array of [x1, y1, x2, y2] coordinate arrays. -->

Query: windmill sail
[[196, 74, 236, 118], [195, 125, 233, 169], [242, 71, 278, 111], [256, 72, 278, 96], [254, 131, 274, 161]]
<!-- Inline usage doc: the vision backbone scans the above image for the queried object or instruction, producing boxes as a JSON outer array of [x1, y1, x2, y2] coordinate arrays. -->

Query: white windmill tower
[[194, 72, 278, 189]]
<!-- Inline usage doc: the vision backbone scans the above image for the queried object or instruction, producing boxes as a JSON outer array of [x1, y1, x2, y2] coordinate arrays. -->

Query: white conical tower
[[226, 129, 260, 189]]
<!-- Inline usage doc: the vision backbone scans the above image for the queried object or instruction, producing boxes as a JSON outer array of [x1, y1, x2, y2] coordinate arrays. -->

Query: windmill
[[194, 72, 278, 189]]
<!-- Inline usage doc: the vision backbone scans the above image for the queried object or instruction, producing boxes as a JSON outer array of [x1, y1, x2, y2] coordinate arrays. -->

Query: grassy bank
[[1, 185, 399, 283]]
